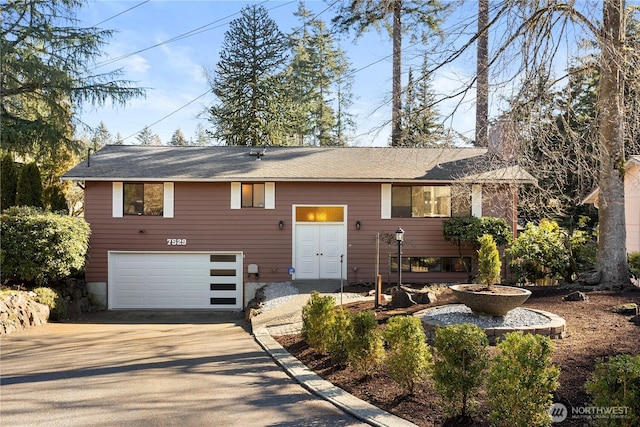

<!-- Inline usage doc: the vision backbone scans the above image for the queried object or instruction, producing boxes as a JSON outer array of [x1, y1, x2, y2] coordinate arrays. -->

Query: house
[[582, 155, 640, 254], [62, 145, 535, 310]]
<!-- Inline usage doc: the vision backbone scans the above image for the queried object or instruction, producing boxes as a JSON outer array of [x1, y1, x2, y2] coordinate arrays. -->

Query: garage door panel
[[109, 252, 242, 310]]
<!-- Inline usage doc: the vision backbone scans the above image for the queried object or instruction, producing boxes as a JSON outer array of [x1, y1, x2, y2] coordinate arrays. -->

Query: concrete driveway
[[0, 311, 366, 427]]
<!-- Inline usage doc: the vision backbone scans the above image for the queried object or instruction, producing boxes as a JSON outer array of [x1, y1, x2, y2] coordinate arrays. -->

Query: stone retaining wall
[[0, 293, 50, 335]]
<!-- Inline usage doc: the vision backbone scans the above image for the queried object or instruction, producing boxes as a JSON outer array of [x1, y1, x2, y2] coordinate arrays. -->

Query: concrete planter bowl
[[450, 284, 532, 317]]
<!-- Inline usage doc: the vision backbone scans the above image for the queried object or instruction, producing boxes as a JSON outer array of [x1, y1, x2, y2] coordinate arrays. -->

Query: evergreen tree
[[207, 5, 288, 146], [193, 123, 213, 146], [1, 154, 18, 210], [16, 162, 44, 208], [287, 2, 355, 146], [90, 121, 113, 150], [136, 126, 161, 146], [331, 0, 446, 146], [1, 0, 143, 157], [169, 128, 188, 146], [402, 55, 444, 147], [114, 133, 124, 145]]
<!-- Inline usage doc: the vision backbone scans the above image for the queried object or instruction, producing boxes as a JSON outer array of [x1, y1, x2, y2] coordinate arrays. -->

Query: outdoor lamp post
[[396, 227, 404, 287]]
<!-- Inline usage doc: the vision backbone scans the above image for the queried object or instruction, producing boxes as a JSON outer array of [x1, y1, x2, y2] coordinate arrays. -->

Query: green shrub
[[1, 207, 90, 285], [347, 310, 384, 375], [433, 323, 489, 418], [477, 234, 501, 287], [326, 307, 352, 364], [585, 354, 640, 427], [32, 286, 68, 321], [506, 219, 570, 285], [443, 216, 512, 281], [383, 315, 432, 394], [629, 252, 640, 278], [488, 332, 560, 427], [301, 291, 336, 353], [1, 154, 18, 210], [15, 162, 43, 208]]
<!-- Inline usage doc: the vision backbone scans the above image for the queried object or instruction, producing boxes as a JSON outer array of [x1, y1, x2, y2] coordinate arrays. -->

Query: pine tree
[[90, 121, 113, 150], [207, 5, 288, 146], [136, 126, 161, 146], [331, 0, 446, 146], [287, 2, 354, 146], [16, 162, 44, 208], [402, 55, 444, 147], [169, 128, 188, 146]]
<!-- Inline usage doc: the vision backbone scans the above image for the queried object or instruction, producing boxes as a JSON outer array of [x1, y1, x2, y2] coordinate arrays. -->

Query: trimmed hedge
[[1, 207, 90, 285]]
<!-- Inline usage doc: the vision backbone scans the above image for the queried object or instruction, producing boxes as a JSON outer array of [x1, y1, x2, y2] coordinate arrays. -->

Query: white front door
[[295, 224, 344, 279]]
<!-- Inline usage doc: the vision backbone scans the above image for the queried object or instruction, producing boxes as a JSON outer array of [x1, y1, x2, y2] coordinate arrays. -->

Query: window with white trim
[[124, 183, 164, 215], [242, 183, 265, 208], [231, 182, 275, 209]]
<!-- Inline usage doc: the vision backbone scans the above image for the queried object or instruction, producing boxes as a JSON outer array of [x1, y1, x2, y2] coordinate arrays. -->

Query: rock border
[[415, 304, 566, 345]]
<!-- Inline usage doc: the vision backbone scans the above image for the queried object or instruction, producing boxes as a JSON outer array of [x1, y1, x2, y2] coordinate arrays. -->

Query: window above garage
[[112, 182, 174, 218], [124, 183, 163, 215]]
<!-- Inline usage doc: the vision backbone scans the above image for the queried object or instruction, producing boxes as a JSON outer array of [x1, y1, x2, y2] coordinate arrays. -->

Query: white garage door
[[109, 252, 243, 310]]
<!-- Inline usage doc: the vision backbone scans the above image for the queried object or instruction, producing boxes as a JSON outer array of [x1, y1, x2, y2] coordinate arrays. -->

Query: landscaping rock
[[611, 303, 638, 316], [563, 291, 589, 302], [390, 287, 417, 308], [0, 293, 50, 335], [577, 270, 601, 286], [630, 315, 640, 326]]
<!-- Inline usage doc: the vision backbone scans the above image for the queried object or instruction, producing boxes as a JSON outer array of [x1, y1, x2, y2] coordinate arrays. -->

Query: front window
[[124, 183, 163, 216], [392, 186, 451, 217], [242, 183, 265, 208], [391, 256, 471, 273]]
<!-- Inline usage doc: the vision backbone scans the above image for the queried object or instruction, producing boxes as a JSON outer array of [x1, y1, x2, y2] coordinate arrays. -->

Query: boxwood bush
[[301, 291, 336, 353], [1, 207, 90, 285]]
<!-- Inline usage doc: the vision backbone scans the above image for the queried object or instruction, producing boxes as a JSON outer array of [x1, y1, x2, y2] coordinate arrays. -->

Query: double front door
[[295, 224, 344, 279]]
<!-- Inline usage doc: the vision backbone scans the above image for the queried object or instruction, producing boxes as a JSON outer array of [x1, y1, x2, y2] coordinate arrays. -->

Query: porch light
[[279, 220, 284, 230]]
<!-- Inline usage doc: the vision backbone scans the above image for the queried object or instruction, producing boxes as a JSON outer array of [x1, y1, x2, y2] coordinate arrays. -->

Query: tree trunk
[[391, 0, 402, 146], [596, 0, 630, 288], [475, 0, 489, 148]]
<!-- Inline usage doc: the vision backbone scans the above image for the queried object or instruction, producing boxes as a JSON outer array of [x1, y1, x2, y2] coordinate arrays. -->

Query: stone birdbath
[[449, 284, 531, 317], [450, 234, 531, 317]]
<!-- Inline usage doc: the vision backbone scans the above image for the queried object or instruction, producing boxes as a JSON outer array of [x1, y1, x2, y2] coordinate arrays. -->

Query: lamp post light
[[395, 227, 404, 287]]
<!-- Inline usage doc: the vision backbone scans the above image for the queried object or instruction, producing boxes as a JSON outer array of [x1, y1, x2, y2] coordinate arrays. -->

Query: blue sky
[[77, 0, 481, 146]]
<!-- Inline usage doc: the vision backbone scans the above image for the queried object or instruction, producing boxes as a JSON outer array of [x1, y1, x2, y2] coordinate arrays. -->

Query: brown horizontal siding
[[84, 181, 514, 287]]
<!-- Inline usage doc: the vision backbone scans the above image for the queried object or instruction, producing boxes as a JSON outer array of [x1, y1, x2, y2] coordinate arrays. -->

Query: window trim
[[112, 181, 173, 218], [231, 181, 275, 210]]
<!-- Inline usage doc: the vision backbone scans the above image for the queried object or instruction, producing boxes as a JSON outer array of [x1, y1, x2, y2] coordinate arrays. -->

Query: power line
[[121, 89, 212, 142], [91, 1, 150, 27]]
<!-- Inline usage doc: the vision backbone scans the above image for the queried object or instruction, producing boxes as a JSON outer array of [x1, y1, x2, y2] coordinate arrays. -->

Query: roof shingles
[[63, 145, 536, 184]]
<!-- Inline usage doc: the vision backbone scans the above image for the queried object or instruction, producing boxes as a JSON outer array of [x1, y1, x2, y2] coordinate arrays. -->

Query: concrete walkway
[[251, 280, 417, 427]]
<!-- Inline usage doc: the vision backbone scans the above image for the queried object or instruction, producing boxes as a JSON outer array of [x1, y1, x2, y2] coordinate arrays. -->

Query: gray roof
[[62, 145, 536, 184]]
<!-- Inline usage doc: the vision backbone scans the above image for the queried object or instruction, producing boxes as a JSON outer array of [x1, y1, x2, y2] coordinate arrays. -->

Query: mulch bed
[[274, 285, 640, 427]]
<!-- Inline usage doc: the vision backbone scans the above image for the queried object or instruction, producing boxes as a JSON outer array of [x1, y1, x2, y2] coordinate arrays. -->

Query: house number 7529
[[167, 238, 187, 246]]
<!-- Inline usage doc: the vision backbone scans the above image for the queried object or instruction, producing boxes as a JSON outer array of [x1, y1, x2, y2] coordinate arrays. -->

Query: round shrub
[[0, 206, 90, 285]]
